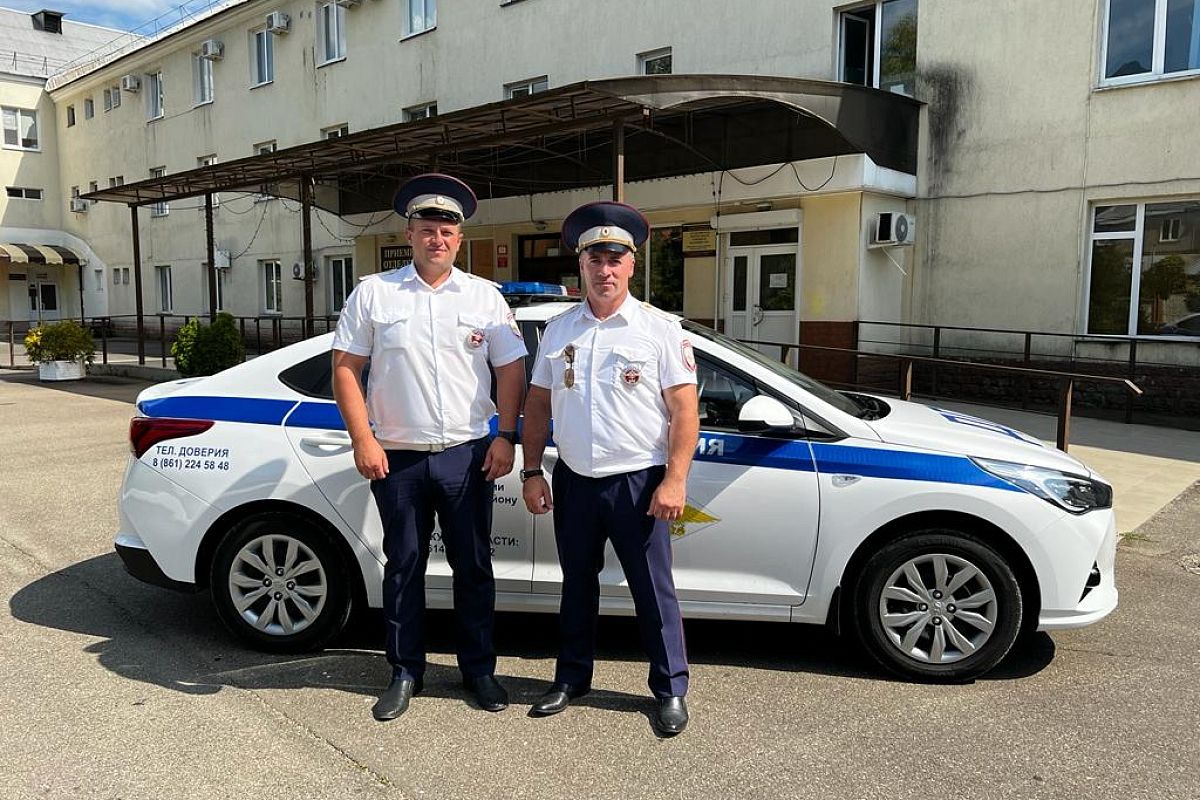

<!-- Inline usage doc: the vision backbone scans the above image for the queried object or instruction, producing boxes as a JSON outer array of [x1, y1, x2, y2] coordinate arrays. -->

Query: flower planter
[[37, 359, 86, 381]]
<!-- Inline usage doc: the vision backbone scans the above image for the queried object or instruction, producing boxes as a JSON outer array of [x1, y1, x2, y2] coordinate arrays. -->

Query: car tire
[[849, 530, 1023, 682], [210, 512, 353, 653]]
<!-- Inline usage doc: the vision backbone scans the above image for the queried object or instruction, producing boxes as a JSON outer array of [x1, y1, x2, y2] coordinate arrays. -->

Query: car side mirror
[[737, 395, 796, 433]]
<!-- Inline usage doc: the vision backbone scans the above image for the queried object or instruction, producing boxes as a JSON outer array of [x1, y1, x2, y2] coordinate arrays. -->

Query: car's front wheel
[[849, 531, 1023, 682], [210, 513, 353, 652]]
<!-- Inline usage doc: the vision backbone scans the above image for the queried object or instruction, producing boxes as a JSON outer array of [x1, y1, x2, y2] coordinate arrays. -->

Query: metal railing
[[742, 337, 1142, 452]]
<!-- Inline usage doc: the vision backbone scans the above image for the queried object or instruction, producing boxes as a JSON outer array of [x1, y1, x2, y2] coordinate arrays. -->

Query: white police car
[[116, 283, 1117, 682]]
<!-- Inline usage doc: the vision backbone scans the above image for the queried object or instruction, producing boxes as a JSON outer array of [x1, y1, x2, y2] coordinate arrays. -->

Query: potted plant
[[24, 320, 95, 381]]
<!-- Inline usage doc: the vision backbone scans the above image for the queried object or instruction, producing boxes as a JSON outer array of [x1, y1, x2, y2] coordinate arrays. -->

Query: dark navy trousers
[[551, 461, 689, 698], [370, 437, 495, 681]]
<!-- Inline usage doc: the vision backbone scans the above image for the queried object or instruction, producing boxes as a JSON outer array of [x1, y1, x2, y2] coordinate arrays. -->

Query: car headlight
[[973, 458, 1112, 514]]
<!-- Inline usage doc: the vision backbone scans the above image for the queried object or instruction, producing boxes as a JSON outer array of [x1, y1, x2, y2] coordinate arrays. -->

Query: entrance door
[[28, 281, 60, 322], [725, 244, 798, 363]]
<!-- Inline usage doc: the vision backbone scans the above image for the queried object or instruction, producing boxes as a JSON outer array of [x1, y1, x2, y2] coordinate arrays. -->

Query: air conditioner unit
[[871, 212, 916, 247], [70, 197, 88, 212], [199, 39, 224, 60], [120, 74, 140, 92], [333, 0, 361, 7], [265, 11, 291, 33], [214, 249, 231, 269]]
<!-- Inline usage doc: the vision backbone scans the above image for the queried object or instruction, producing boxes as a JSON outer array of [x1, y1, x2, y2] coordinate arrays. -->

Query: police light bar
[[498, 282, 568, 296]]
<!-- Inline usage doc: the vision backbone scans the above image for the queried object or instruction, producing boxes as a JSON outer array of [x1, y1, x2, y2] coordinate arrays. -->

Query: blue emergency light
[[498, 282, 568, 296]]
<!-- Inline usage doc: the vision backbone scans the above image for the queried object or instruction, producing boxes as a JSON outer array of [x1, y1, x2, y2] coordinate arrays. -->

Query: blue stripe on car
[[141, 397, 1016, 491]]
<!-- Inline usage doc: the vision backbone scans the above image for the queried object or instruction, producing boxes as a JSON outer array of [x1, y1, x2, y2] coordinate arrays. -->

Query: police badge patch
[[621, 366, 641, 385], [505, 311, 522, 338], [467, 329, 485, 348], [681, 339, 696, 372]]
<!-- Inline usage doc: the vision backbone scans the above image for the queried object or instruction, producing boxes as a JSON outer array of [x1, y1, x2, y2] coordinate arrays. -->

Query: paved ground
[[2, 372, 1199, 799]]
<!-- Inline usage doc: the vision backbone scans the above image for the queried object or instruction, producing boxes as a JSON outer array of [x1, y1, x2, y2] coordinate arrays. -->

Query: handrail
[[739, 337, 1143, 453]]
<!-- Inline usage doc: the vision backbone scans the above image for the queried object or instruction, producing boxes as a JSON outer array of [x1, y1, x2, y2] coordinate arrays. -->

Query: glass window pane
[[879, 0, 918, 94], [759, 254, 796, 311], [649, 226, 684, 311], [1141, 200, 1200, 334], [1105, 0, 1156, 78], [695, 355, 760, 431], [40, 283, 58, 311], [733, 256, 747, 311], [1165, 0, 1200, 73], [841, 12, 872, 86], [1093, 204, 1137, 233], [1087, 239, 1135, 334]]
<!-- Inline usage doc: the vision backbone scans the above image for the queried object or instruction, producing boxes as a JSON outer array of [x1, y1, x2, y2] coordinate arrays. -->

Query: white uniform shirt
[[531, 293, 697, 478], [332, 265, 527, 447]]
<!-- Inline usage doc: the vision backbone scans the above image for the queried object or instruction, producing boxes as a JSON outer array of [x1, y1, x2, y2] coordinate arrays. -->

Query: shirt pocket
[[541, 346, 574, 390], [454, 313, 492, 357], [610, 345, 653, 391], [375, 312, 411, 350]]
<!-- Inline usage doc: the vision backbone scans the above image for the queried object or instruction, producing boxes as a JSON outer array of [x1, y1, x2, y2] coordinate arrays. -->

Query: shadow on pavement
[[0, 371, 151, 405], [9, 553, 1053, 704]]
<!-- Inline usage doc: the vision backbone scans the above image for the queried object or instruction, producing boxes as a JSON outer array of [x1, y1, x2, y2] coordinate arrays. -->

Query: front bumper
[[1035, 507, 1119, 630]]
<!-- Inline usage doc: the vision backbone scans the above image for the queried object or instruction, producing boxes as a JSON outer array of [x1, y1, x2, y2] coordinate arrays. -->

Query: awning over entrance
[[0, 243, 82, 265]]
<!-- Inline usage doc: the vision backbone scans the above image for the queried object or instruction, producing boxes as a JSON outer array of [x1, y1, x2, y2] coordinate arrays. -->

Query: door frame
[[29, 279, 62, 322], [713, 209, 802, 357]]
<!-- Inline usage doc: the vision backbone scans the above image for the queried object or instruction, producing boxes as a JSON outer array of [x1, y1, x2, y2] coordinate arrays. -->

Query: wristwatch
[[519, 468, 543, 482], [496, 429, 519, 445]]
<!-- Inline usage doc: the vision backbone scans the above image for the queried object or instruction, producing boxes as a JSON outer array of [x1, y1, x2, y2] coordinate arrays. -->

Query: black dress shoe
[[372, 676, 422, 721], [530, 682, 590, 716], [463, 674, 509, 712], [654, 696, 688, 735]]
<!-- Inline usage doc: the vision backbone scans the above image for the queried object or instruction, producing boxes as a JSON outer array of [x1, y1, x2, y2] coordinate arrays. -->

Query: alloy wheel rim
[[228, 534, 328, 636], [878, 552, 999, 664]]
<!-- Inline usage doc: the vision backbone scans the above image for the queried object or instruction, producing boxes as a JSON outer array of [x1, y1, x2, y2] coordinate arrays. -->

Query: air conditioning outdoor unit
[[120, 74, 141, 92], [199, 39, 224, 60], [214, 249, 231, 269], [70, 197, 88, 212], [871, 212, 916, 247], [265, 11, 291, 33]]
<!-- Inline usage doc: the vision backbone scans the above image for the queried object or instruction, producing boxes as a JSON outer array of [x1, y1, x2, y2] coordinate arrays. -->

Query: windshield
[[682, 320, 864, 418]]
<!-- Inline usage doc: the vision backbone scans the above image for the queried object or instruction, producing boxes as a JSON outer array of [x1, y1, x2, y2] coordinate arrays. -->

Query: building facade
[[2, 0, 1198, 362]]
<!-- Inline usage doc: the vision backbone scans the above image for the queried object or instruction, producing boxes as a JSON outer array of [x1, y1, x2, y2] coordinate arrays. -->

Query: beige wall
[[0, 76, 63, 232]]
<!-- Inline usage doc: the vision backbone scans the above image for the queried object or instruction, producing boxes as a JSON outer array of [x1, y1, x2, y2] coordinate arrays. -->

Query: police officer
[[520, 201, 700, 735], [332, 174, 527, 721]]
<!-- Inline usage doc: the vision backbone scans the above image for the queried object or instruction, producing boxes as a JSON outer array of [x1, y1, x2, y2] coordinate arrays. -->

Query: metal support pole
[[159, 314, 167, 368], [931, 326, 941, 396], [130, 204, 146, 365], [300, 175, 315, 337], [77, 262, 85, 324], [900, 359, 914, 401], [612, 120, 625, 202], [1056, 378, 1074, 452], [205, 192, 217, 322], [1124, 339, 1138, 424]]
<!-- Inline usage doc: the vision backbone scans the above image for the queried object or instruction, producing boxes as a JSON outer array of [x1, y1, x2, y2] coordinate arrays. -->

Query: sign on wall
[[380, 245, 413, 271], [682, 226, 717, 257]]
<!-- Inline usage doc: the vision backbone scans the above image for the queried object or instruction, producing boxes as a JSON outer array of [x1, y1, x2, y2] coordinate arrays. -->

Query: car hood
[[864, 397, 1097, 477]]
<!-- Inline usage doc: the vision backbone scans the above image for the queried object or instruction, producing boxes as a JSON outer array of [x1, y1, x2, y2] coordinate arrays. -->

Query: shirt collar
[[582, 291, 640, 324], [399, 264, 465, 292]]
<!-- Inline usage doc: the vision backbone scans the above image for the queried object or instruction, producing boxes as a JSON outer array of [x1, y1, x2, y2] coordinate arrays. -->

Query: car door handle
[[300, 433, 353, 448]]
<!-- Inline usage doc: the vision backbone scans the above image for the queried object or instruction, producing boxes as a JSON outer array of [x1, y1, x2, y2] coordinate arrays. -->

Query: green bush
[[24, 320, 95, 364], [171, 313, 245, 377]]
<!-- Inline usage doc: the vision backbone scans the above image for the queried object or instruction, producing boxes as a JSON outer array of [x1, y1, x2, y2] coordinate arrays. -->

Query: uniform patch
[[467, 329, 485, 348], [506, 311, 522, 338], [681, 339, 696, 372], [621, 366, 641, 385]]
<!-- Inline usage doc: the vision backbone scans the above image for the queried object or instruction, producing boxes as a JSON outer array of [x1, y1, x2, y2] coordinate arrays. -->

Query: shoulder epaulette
[[641, 302, 683, 323], [544, 305, 579, 327], [465, 272, 502, 288]]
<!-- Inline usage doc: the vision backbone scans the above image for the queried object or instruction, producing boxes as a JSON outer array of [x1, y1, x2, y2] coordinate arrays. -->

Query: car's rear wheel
[[849, 531, 1023, 682], [210, 513, 352, 652]]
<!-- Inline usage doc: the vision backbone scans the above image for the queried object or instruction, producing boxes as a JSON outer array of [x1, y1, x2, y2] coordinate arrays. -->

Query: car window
[[279, 352, 369, 400], [696, 355, 760, 431], [1179, 315, 1200, 334]]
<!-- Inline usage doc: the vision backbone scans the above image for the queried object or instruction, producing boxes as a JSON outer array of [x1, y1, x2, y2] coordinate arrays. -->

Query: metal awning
[[0, 243, 82, 265], [81, 74, 922, 213]]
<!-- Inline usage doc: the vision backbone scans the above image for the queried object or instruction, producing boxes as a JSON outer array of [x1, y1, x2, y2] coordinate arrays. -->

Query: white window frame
[[204, 262, 228, 312], [323, 123, 350, 139], [5, 187, 43, 200], [112, 267, 120, 286], [198, 156, 218, 207], [253, 141, 277, 201], [505, 76, 549, 99], [109, 175, 124, 188], [3, 106, 40, 150], [146, 71, 165, 120], [103, 88, 112, 112], [836, 0, 918, 94], [251, 28, 274, 87], [1100, 0, 1200, 86], [95, 269, 104, 292], [317, 2, 347, 64], [262, 259, 283, 313], [83, 97, 94, 119], [122, 267, 130, 285], [156, 265, 174, 313], [149, 167, 169, 217], [327, 254, 355, 313], [1160, 216, 1183, 242], [65, 105, 75, 128], [193, 52, 214, 106], [111, 84, 121, 108], [637, 47, 673, 75], [403, 101, 437, 121], [402, 0, 436, 37]]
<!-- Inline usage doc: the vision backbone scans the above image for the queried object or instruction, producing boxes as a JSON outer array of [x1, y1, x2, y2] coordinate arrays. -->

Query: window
[[638, 47, 673, 75], [254, 142, 276, 200], [112, 267, 120, 286], [204, 262, 228, 311], [839, 0, 918, 95], [317, 2, 346, 63], [694, 355, 760, 431], [103, 88, 112, 111], [149, 167, 168, 216], [505, 76, 548, 99], [156, 265, 173, 312], [147, 71, 164, 119], [6, 187, 42, 199], [95, 269, 104, 291], [403, 0, 436, 36], [323, 123, 349, 139], [1103, 0, 1200, 82], [193, 53, 214, 105], [628, 226, 684, 312], [88, 180, 98, 194], [262, 259, 283, 313], [403, 102, 437, 121], [3, 107, 39, 148], [328, 255, 354, 313], [110, 84, 121, 108], [122, 267, 130, 285], [1086, 200, 1200, 336], [109, 175, 124, 187], [198, 156, 218, 206], [84, 98, 94, 119], [251, 28, 274, 85], [66, 105, 75, 127]]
